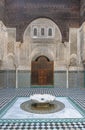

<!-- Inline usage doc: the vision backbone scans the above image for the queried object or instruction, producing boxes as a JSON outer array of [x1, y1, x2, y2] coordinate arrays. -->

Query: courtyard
[[0, 87, 85, 130]]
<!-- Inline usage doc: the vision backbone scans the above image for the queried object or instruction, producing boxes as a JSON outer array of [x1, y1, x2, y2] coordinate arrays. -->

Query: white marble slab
[[2, 97, 83, 119]]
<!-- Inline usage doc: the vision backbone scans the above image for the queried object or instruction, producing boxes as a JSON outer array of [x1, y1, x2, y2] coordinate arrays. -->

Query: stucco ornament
[[70, 54, 77, 66]]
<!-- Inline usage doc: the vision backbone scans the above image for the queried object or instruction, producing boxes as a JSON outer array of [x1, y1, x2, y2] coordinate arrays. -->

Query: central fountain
[[30, 94, 56, 110], [20, 94, 65, 114]]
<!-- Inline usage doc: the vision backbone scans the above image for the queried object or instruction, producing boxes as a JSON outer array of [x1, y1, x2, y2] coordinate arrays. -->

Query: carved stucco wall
[[3, 0, 80, 42], [79, 22, 85, 64], [23, 18, 67, 70], [0, 21, 8, 68], [0, 0, 5, 21], [2, 27, 16, 69], [80, 0, 85, 24], [0, 19, 84, 71]]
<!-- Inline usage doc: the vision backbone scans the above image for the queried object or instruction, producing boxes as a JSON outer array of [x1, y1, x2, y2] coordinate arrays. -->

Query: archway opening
[[31, 55, 54, 86]]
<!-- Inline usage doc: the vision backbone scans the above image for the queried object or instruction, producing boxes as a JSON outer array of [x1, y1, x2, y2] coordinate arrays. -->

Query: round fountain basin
[[20, 94, 65, 114]]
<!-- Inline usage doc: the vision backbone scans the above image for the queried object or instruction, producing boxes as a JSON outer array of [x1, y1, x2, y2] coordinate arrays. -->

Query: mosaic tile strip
[[0, 122, 85, 130]]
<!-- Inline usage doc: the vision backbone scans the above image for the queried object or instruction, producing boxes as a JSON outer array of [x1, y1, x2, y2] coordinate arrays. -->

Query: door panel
[[31, 56, 54, 86], [38, 69, 47, 85]]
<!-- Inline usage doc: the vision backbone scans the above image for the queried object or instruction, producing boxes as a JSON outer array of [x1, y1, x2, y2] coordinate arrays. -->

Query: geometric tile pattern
[[0, 122, 85, 130], [0, 87, 85, 130]]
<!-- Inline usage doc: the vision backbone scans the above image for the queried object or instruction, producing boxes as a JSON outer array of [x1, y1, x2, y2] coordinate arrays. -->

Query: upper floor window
[[41, 28, 45, 36], [48, 28, 52, 36], [33, 28, 38, 37], [31, 25, 54, 38]]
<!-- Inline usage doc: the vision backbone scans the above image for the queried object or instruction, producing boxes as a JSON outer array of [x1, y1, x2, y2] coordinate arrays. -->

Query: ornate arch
[[23, 18, 62, 42]]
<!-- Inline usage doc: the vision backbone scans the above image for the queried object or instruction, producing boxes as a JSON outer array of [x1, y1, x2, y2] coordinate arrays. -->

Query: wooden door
[[31, 56, 54, 86]]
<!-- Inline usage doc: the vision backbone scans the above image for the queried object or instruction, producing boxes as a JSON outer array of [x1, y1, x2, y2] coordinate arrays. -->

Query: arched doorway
[[31, 56, 54, 86]]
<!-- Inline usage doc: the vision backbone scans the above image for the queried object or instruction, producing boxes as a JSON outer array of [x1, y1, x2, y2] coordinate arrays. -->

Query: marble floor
[[1, 97, 83, 119]]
